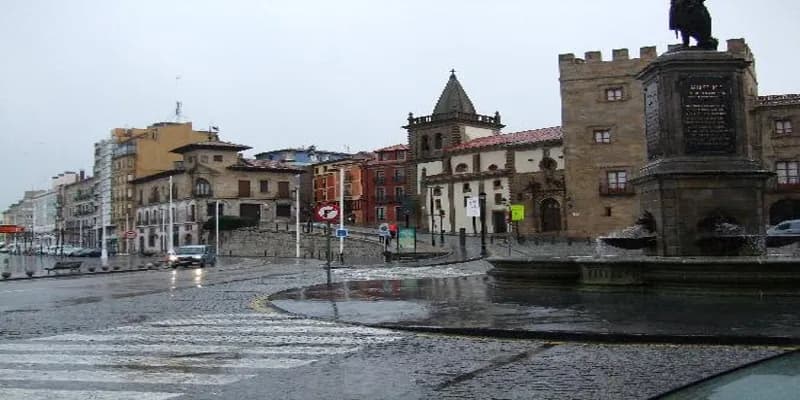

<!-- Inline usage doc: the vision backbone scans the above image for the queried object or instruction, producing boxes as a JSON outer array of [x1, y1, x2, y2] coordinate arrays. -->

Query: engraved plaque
[[644, 81, 662, 160], [681, 77, 735, 155]]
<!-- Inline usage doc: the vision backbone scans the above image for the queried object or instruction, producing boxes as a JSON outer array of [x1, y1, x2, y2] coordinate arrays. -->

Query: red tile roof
[[447, 126, 562, 152], [228, 159, 306, 173], [375, 144, 409, 152]]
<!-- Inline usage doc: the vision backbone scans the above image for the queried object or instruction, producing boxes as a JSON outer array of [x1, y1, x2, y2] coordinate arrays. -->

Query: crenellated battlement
[[559, 39, 754, 69], [558, 46, 658, 67]]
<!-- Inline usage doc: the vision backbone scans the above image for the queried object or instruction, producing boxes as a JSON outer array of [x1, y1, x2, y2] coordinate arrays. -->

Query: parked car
[[653, 350, 800, 399], [767, 219, 800, 236], [74, 248, 101, 257], [766, 219, 800, 247], [168, 245, 216, 268]]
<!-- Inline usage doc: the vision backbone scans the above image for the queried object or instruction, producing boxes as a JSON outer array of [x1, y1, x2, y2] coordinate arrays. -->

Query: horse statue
[[669, 0, 719, 50]]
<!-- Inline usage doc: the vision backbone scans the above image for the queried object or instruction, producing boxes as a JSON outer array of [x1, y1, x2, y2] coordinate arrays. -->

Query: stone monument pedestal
[[633, 50, 771, 257]]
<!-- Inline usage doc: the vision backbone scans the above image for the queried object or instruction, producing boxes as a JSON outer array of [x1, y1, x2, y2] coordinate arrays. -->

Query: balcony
[[373, 195, 405, 205], [392, 176, 407, 185], [599, 183, 636, 196], [406, 111, 502, 127], [774, 181, 800, 193], [374, 177, 386, 185]]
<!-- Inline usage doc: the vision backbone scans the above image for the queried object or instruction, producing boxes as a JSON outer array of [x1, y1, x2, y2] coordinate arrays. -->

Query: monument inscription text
[[681, 77, 735, 155]]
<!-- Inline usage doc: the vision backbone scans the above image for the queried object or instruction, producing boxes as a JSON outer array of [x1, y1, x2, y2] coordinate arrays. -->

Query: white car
[[767, 219, 800, 236]]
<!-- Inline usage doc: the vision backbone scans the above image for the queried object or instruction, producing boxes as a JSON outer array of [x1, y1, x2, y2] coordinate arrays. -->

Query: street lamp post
[[479, 192, 487, 257], [428, 186, 436, 247], [438, 209, 445, 245]]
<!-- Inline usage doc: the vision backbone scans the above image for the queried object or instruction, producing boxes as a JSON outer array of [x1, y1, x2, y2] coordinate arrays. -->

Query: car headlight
[[193, 255, 202, 260], [169, 255, 178, 262]]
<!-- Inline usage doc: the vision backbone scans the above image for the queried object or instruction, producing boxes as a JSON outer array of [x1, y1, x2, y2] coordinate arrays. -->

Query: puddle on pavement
[[269, 275, 800, 338]]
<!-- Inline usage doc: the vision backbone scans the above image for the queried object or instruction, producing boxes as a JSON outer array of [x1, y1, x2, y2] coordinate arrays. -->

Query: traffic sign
[[335, 229, 348, 238], [510, 205, 525, 222], [124, 230, 137, 239], [314, 203, 340, 222], [466, 197, 480, 217]]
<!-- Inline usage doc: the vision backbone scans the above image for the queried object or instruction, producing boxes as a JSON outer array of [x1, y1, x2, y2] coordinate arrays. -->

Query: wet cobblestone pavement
[[0, 257, 792, 399]]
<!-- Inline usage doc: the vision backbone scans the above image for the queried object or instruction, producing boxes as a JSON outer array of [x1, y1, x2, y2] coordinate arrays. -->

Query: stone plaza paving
[[0, 256, 792, 399]]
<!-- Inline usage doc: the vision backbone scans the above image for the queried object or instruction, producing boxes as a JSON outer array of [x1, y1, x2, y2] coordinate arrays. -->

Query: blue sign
[[335, 229, 349, 238]]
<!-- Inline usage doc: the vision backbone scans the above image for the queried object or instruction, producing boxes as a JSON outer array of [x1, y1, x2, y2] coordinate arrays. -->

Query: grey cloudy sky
[[1, 0, 799, 211]]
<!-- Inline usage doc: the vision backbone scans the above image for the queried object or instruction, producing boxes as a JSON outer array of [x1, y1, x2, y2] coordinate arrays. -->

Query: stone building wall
[[559, 47, 657, 237], [217, 228, 384, 262]]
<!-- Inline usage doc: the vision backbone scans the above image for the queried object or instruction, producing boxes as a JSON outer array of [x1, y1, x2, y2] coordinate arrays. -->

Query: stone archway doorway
[[769, 199, 800, 225], [541, 198, 562, 232]]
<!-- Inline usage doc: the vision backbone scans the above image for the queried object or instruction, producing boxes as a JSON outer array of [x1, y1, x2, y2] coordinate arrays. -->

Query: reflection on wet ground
[[270, 275, 800, 338]]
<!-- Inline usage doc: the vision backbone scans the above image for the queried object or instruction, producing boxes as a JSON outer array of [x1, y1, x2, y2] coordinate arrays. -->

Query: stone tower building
[[404, 72, 504, 226], [558, 47, 658, 237]]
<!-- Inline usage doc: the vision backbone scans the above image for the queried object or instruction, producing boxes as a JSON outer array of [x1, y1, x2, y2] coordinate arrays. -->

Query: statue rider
[[669, 0, 718, 50]]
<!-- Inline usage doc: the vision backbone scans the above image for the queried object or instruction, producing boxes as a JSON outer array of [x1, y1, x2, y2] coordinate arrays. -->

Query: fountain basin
[[488, 256, 800, 291], [598, 236, 656, 250]]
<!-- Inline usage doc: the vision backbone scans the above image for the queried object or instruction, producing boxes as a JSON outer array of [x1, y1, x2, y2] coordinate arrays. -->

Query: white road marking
[[0, 343, 360, 355], [0, 388, 182, 400], [0, 368, 253, 385], [33, 333, 404, 345], [141, 318, 339, 327], [107, 325, 395, 335], [0, 353, 315, 369], [201, 313, 298, 319]]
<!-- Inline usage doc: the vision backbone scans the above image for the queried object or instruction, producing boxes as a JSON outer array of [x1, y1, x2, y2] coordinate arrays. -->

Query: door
[[239, 203, 261, 223], [541, 198, 562, 232], [769, 199, 800, 225], [492, 211, 507, 233]]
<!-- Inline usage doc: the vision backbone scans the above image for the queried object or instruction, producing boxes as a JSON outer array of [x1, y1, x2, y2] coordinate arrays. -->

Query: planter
[[88, 266, 96, 273], [25, 270, 34, 277], [1, 271, 11, 279], [101, 265, 109, 271], [112, 265, 121, 271]]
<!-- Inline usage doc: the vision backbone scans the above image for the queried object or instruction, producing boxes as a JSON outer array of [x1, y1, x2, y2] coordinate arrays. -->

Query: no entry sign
[[314, 203, 340, 222]]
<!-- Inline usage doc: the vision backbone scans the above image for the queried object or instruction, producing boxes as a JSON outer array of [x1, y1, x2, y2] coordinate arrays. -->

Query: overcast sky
[[1, 0, 799, 211]]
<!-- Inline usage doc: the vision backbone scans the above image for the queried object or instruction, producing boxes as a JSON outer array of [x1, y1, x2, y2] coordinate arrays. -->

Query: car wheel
[[199, 262, 205, 268]]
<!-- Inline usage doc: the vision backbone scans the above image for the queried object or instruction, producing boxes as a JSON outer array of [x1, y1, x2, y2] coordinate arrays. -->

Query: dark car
[[168, 245, 216, 268], [74, 248, 101, 257], [652, 350, 800, 399]]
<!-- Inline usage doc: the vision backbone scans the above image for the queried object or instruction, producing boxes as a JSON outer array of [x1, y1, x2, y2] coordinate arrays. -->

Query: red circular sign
[[314, 203, 340, 222], [124, 230, 137, 239]]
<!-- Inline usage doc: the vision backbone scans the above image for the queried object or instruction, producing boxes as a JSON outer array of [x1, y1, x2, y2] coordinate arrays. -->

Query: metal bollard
[[567, 237, 573, 246]]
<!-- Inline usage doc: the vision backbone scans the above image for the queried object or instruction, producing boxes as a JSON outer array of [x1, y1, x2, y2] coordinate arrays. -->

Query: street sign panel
[[335, 229, 348, 238], [398, 228, 415, 250], [314, 203, 340, 222], [510, 204, 525, 222], [466, 197, 481, 217]]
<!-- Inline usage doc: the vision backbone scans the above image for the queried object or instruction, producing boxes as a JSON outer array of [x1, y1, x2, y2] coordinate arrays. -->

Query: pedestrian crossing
[[0, 312, 405, 399]]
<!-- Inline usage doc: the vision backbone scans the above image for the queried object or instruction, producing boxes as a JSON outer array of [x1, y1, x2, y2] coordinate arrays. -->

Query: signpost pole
[[339, 168, 344, 262], [325, 220, 332, 284]]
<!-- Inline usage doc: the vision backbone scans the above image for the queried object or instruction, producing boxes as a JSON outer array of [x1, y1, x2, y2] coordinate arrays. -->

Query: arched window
[[455, 163, 469, 173], [434, 133, 443, 149], [150, 187, 160, 203], [421, 135, 430, 152], [145, 211, 150, 225], [195, 178, 211, 197]]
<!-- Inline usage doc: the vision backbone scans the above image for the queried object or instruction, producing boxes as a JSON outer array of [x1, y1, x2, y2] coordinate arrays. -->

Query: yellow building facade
[[110, 122, 215, 253]]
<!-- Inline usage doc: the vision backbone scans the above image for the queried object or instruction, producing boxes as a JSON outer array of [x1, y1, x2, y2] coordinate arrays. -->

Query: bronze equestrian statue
[[669, 0, 719, 50]]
